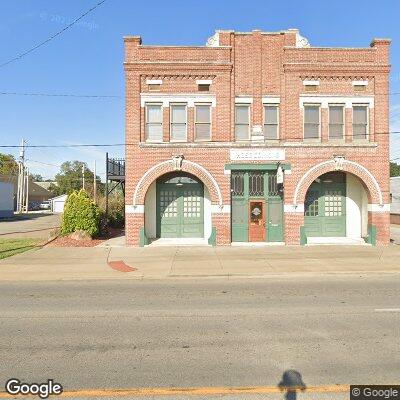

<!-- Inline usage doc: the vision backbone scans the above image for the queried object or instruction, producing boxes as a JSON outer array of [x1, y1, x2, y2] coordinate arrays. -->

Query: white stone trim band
[[141, 94, 216, 107], [284, 204, 304, 213], [211, 205, 230, 213], [262, 96, 280, 104], [235, 97, 253, 104], [196, 79, 212, 85], [368, 204, 390, 212], [352, 80, 368, 86], [299, 95, 374, 108], [126, 205, 144, 214], [303, 80, 320, 86], [146, 79, 162, 85]]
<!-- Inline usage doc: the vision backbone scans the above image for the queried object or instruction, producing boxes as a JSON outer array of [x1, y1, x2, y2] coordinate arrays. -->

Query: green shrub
[[61, 190, 101, 237], [97, 193, 125, 229], [107, 195, 125, 228]]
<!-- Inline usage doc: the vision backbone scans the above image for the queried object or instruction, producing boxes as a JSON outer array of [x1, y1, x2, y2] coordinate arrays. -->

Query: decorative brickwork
[[124, 30, 391, 246], [133, 159, 223, 206]]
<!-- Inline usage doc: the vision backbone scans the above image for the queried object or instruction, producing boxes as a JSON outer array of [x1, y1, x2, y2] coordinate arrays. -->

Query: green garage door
[[305, 174, 346, 237], [156, 177, 204, 238]]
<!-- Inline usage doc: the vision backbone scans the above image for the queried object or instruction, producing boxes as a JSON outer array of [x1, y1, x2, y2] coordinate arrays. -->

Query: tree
[[61, 190, 101, 237], [0, 153, 18, 175], [54, 161, 103, 196], [30, 173, 44, 182], [390, 162, 400, 177]]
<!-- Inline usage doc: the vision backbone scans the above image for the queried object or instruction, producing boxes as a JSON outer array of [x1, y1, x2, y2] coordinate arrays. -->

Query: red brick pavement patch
[[108, 260, 137, 272]]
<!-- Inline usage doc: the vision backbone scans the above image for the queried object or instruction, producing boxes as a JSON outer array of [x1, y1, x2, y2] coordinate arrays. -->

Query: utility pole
[[17, 139, 26, 213], [82, 164, 85, 191], [25, 167, 29, 213], [93, 160, 97, 203]]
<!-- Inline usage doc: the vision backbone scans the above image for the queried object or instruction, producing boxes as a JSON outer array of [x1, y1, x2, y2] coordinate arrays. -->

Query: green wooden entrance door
[[156, 180, 204, 238], [304, 174, 346, 237]]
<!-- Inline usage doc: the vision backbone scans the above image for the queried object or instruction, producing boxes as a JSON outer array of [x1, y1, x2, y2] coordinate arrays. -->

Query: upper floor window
[[304, 104, 320, 140], [170, 104, 187, 141], [145, 104, 163, 142], [303, 80, 319, 93], [235, 104, 250, 141], [353, 105, 368, 140], [196, 79, 211, 92], [148, 83, 161, 91], [198, 84, 210, 92], [195, 104, 211, 141], [264, 105, 279, 140], [146, 79, 162, 92], [329, 105, 344, 140]]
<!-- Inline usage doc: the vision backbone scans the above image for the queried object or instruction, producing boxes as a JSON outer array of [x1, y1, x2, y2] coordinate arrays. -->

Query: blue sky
[[0, 0, 399, 180]]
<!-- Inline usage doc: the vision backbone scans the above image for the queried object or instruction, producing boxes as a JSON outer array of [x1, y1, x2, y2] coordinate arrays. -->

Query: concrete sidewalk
[[0, 244, 399, 281]]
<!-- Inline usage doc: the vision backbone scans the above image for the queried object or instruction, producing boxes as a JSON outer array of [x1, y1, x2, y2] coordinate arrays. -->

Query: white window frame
[[145, 103, 163, 143], [328, 103, 345, 140], [263, 104, 279, 141], [235, 104, 251, 141], [194, 103, 212, 142], [303, 103, 321, 141], [169, 103, 188, 142], [352, 104, 369, 141]]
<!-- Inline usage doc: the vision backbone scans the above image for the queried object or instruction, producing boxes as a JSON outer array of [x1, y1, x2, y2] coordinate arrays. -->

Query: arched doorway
[[144, 172, 210, 240], [304, 171, 368, 241]]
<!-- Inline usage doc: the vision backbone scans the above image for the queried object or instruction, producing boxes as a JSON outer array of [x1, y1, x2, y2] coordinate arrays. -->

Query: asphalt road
[[0, 213, 60, 239], [0, 275, 399, 399]]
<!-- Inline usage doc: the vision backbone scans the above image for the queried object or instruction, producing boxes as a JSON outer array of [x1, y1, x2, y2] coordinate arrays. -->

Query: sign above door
[[230, 149, 285, 161]]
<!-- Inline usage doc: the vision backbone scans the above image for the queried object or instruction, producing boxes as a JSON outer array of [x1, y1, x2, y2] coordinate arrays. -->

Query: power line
[[0, 0, 108, 68], [26, 159, 62, 168], [1, 132, 400, 148], [0, 92, 121, 98]]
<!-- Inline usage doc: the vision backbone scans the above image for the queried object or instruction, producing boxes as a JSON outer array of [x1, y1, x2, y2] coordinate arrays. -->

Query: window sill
[[303, 138, 322, 143]]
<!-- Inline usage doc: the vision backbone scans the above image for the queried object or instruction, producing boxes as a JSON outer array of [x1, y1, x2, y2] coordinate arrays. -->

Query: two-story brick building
[[124, 29, 390, 246]]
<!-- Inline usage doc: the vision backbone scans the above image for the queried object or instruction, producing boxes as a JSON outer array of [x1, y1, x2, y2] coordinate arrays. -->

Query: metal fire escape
[[105, 152, 125, 216]]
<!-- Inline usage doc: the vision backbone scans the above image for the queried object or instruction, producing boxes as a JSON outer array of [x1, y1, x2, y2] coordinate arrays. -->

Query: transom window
[[248, 172, 264, 197], [264, 105, 279, 140], [198, 84, 210, 92], [158, 172, 200, 185], [353, 105, 368, 140], [145, 104, 163, 142], [231, 172, 245, 196], [304, 104, 320, 140], [195, 104, 211, 141], [268, 174, 279, 196], [329, 105, 344, 139], [170, 104, 187, 141], [235, 105, 250, 141], [231, 171, 282, 198], [148, 83, 161, 91]]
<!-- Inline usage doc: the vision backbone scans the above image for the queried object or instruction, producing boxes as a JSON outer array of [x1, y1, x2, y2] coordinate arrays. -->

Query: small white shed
[[51, 194, 68, 214], [0, 181, 14, 218]]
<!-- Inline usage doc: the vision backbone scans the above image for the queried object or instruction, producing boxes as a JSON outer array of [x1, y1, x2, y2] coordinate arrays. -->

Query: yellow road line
[[0, 385, 350, 398]]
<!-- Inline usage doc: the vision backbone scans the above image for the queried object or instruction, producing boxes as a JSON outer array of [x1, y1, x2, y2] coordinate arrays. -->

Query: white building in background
[[390, 177, 400, 224], [0, 182, 14, 218], [50, 194, 68, 214]]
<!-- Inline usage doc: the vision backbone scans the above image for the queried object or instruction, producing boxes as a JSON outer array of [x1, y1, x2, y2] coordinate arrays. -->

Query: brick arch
[[133, 159, 223, 206], [294, 159, 382, 205]]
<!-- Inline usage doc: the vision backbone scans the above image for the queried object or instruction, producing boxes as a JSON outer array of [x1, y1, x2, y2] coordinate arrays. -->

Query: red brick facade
[[124, 29, 391, 246]]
